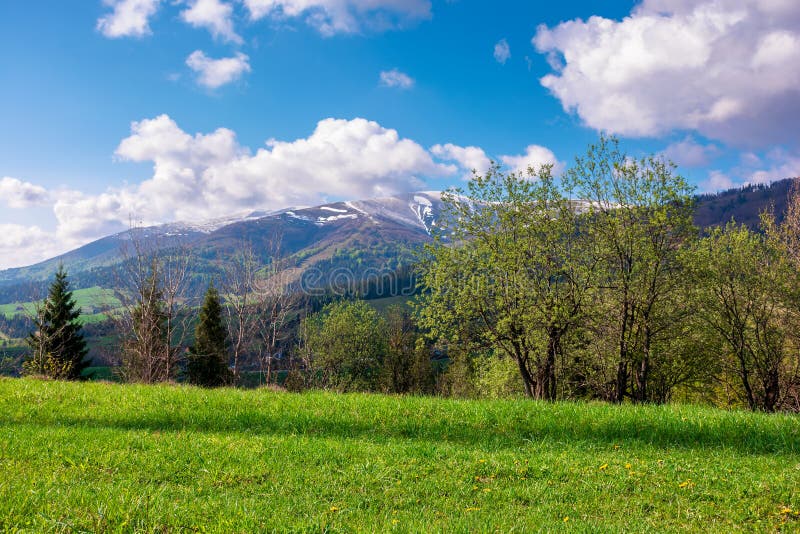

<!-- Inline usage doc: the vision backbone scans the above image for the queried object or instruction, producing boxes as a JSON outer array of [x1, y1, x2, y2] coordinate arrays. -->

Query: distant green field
[[0, 379, 798, 531], [0, 286, 120, 324], [366, 294, 413, 314]]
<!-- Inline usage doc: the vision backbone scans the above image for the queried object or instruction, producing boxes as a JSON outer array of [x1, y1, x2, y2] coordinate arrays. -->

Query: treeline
[[16, 136, 800, 412], [16, 233, 426, 390], [416, 136, 800, 412]]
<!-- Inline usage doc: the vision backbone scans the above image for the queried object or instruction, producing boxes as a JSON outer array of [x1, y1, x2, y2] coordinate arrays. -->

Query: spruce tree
[[24, 265, 89, 379], [187, 282, 231, 387]]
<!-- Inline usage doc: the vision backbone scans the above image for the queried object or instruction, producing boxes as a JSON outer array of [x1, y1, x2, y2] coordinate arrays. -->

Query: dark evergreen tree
[[187, 282, 231, 387], [24, 265, 89, 379]]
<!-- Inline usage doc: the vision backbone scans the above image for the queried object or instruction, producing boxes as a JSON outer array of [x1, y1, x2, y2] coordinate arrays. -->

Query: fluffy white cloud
[[0, 177, 49, 208], [494, 39, 510, 64], [186, 50, 251, 89], [243, 0, 432, 35], [698, 147, 800, 192], [501, 145, 564, 176], [661, 137, 719, 168], [97, 0, 161, 38], [0, 224, 67, 270], [180, 0, 242, 43], [1, 113, 562, 269], [748, 149, 800, 185], [430, 143, 491, 178], [700, 170, 735, 193], [533, 0, 800, 147], [379, 69, 414, 89], [49, 115, 453, 244]]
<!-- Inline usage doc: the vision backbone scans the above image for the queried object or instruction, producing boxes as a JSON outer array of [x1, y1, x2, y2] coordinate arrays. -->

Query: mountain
[[0, 180, 796, 305], [0, 192, 446, 304]]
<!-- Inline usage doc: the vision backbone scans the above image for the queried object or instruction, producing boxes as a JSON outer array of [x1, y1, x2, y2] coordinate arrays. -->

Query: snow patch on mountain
[[315, 213, 358, 225], [319, 206, 349, 214]]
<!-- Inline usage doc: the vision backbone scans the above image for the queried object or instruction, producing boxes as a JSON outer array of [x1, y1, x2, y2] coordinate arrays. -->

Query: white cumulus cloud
[[661, 137, 719, 168], [430, 143, 491, 178], [186, 50, 251, 89], [180, 0, 242, 43], [700, 170, 735, 193], [243, 0, 432, 35], [0, 224, 66, 270], [0, 177, 50, 208], [379, 69, 414, 89], [747, 149, 800, 185], [533, 0, 800, 147], [49, 115, 453, 243], [97, 0, 161, 38], [494, 39, 510, 64], [501, 145, 564, 176], [1, 114, 560, 269]]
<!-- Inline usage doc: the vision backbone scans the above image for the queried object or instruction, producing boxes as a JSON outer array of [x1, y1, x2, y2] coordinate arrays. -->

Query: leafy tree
[[417, 162, 596, 399], [565, 136, 695, 403], [187, 282, 231, 387], [23, 265, 89, 380], [303, 300, 387, 391], [684, 222, 792, 412], [380, 305, 417, 394], [408, 337, 436, 395]]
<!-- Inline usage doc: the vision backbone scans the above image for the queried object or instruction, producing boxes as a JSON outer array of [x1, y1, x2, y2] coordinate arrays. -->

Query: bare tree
[[111, 224, 193, 383], [221, 233, 301, 386], [220, 242, 261, 384]]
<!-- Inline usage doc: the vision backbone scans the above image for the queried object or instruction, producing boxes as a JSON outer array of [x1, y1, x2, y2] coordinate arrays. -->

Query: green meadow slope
[[0, 378, 798, 532]]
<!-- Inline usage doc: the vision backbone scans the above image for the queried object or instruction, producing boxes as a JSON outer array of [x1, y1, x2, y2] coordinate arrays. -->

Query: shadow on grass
[[2, 390, 798, 456]]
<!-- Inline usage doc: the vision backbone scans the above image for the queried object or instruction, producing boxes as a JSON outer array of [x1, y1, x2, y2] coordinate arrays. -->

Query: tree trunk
[[736, 347, 756, 411], [542, 333, 558, 401], [763, 367, 780, 413], [516, 355, 535, 398], [614, 361, 627, 403], [635, 326, 651, 403]]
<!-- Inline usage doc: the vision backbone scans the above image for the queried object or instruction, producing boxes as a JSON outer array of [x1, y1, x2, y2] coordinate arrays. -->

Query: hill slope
[[1, 378, 798, 531], [0, 181, 796, 305]]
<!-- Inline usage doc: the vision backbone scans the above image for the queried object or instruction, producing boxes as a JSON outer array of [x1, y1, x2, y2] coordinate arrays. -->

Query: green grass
[[366, 294, 413, 315], [0, 286, 120, 323], [0, 379, 798, 532]]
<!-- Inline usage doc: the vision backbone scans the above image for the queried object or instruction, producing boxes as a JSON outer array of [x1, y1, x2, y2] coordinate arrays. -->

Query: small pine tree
[[24, 265, 90, 379], [187, 282, 231, 387]]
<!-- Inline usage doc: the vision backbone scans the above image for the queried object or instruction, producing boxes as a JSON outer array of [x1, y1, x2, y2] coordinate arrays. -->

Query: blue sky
[[1, 0, 799, 268]]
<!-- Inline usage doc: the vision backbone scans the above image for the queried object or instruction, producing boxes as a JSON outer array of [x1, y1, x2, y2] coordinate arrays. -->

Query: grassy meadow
[[0, 378, 799, 532], [0, 286, 120, 325]]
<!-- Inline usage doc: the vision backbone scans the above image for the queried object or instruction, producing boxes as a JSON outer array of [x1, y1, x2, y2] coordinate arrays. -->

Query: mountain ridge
[[0, 181, 796, 305]]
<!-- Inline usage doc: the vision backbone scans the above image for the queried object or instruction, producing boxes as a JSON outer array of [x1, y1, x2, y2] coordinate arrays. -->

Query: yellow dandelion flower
[[466, 507, 481, 512], [679, 479, 692, 488], [392, 519, 400, 525], [563, 517, 569, 522], [483, 488, 492, 493], [479, 459, 486, 463], [780, 507, 793, 514], [329, 506, 339, 512], [599, 463, 608, 470], [625, 463, 632, 469]]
